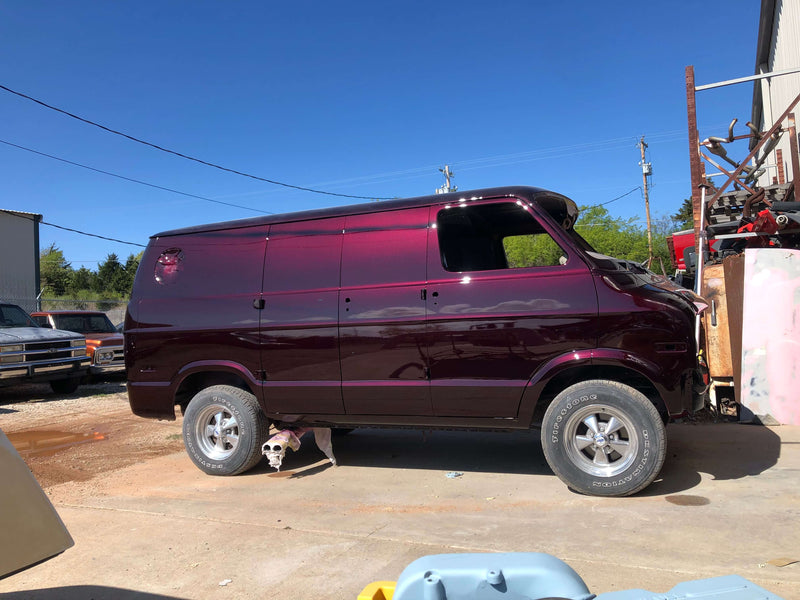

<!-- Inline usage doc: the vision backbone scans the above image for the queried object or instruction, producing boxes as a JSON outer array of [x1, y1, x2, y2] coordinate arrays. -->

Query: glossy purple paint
[[125, 186, 699, 427]]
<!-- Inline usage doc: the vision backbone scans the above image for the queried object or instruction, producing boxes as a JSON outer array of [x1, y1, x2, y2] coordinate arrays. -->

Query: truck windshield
[[0, 304, 37, 328], [53, 314, 116, 334]]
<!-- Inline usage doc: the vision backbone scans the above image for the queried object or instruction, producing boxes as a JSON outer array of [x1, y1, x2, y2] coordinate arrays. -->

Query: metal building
[[0, 209, 42, 312], [751, 0, 800, 185]]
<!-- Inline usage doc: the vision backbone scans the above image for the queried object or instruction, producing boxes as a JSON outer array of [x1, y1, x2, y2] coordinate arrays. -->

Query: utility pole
[[638, 136, 654, 262], [435, 165, 457, 194]]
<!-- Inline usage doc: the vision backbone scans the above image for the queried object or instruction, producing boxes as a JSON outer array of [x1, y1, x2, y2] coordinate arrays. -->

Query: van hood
[[588, 252, 708, 314], [0, 328, 82, 343]]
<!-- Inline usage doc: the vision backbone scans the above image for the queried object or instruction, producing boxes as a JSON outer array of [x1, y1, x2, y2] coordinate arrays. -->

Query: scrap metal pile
[[700, 116, 799, 260]]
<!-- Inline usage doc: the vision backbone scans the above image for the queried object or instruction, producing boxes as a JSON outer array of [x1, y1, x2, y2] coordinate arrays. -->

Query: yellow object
[[357, 581, 396, 600]]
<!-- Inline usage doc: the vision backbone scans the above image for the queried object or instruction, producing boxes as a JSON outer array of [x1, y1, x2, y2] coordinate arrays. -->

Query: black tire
[[50, 378, 80, 394], [541, 380, 666, 497], [332, 428, 355, 437], [182, 385, 270, 476]]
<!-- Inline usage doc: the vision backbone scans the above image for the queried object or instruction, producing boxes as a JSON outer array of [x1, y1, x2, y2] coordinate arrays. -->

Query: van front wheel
[[182, 385, 269, 476], [541, 380, 666, 497]]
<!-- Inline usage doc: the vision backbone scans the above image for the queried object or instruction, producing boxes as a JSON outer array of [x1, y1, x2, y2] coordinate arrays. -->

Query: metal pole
[[639, 136, 654, 261], [686, 66, 704, 244], [694, 184, 709, 350], [789, 113, 799, 201], [694, 66, 800, 91]]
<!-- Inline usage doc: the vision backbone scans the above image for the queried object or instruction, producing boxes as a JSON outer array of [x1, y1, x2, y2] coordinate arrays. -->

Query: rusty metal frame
[[790, 114, 799, 201], [705, 91, 800, 207], [699, 152, 759, 196], [686, 65, 800, 232]]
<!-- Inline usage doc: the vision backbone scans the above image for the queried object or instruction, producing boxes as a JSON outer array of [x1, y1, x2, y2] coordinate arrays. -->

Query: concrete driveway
[[1, 418, 798, 599]]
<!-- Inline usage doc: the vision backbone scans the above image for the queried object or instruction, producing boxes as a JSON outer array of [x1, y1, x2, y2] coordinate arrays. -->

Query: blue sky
[[0, 1, 760, 269]]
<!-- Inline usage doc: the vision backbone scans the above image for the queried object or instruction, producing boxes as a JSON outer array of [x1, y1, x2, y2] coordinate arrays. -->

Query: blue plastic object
[[387, 553, 784, 600], [597, 575, 784, 599], [390, 552, 594, 600]]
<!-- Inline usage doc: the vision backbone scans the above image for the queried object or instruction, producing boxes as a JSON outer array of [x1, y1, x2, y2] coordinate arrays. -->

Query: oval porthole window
[[154, 248, 184, 285]]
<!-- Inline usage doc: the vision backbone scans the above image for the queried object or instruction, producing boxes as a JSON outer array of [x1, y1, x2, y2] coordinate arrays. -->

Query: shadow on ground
[[0, 587, 186, 599], [250, 428, 550, 477], [249, 421, 784, 497], [0, 377, 126, 407], [640, 421, 781, 496]]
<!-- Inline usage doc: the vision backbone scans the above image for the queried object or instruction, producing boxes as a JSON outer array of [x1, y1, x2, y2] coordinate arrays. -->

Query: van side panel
[[339, 208, 432, 415], [126, 226, 268, 417], [260, 218, 345, 414]]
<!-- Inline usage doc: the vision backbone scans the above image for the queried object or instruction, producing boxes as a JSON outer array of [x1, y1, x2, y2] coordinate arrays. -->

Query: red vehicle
[[32, 310, 125, 377], [125, 186, 704, 496], [666, 229, 696, 271]]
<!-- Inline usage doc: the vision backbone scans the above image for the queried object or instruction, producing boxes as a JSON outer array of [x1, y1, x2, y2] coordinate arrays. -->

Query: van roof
[[152, 185, 563, 238]]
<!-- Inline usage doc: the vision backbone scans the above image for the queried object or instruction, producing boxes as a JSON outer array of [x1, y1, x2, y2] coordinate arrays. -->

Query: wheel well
[[531, 366, 668, 425], [175, 371, 254, 414]]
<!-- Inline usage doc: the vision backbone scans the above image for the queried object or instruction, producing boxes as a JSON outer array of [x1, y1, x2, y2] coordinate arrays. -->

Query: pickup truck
[[31, 310, 125, 377], [0, 302, 90, 394]]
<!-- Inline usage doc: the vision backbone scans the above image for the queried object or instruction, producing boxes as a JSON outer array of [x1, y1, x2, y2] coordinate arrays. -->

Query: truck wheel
[[182, 385, 269, 476], [541, 380, 666, 497], [50, 378, 80, 394]]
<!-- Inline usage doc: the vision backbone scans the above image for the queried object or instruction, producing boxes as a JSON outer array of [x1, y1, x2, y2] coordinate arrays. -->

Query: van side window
[[436, 202, 567, 272]]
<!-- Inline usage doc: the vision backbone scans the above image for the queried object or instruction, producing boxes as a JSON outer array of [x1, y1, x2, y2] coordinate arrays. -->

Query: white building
[[751, 0, 800, 186], [0, 209, 42, 312]]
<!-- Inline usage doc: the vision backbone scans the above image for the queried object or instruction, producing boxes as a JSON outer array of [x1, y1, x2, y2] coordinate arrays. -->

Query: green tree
[[121, 252, 142, 295], [503, 233, 565, 268], [95, 253, 128, 296], [672, 198, 694, 230], [572, 205, 677, 274], [574, 205, 644, 260], [40, 243, 72, 296], [69, 266, 96, 295]]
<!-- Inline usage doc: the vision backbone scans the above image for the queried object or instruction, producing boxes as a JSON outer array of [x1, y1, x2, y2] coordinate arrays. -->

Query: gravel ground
[[0, 378, 184, 488]]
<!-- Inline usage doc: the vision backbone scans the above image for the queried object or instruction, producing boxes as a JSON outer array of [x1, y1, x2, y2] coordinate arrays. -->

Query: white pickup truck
[[0, 301, 90, 394]]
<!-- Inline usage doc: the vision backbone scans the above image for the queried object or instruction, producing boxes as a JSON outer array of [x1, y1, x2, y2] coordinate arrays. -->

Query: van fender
[[174, 360, 261, 398], [517, 348, 664, 426]]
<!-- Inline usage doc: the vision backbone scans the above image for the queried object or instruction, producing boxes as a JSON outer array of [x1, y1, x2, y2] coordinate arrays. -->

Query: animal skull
[[261, 430, 302, 471]]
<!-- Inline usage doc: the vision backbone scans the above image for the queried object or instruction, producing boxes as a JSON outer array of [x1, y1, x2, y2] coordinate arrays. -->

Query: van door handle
[[253, 298, 265, 310], [421, 289, 427, 300]]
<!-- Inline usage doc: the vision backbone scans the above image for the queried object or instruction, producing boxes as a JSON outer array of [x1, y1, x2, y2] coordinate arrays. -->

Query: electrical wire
[[0, 208, 145, 248], [594, 187, 642, 207], [0, 83, 395, 201], [0, 138, 274, 215], [41, 221, 145, 247]]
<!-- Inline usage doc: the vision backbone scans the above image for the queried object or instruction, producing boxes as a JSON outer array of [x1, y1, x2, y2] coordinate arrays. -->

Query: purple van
[[125, 186, 703, 496]]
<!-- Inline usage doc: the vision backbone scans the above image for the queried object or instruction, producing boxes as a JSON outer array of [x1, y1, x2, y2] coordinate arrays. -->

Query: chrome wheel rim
[[564, 404, 638, 477], [193, 404, 240, 460]]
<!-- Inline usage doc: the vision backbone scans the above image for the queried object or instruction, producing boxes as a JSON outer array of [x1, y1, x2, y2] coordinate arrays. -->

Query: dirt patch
[[0, 377, 184, 488]]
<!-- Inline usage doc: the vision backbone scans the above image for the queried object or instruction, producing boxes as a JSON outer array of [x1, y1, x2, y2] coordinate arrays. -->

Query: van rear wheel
[[182, 385, 269, 476], [541, 380, 666, 497]]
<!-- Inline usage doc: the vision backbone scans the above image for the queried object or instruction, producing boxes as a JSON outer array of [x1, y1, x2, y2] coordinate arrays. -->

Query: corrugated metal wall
[[761, 0, 800, 183], [0, 211, 38, 311]]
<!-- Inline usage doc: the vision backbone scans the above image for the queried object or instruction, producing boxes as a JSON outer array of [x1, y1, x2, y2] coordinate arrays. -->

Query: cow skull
[[262, 430, 302, 471]]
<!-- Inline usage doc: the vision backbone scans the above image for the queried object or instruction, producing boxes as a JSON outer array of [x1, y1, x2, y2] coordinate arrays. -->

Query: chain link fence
[[5, 297, 128, 326]]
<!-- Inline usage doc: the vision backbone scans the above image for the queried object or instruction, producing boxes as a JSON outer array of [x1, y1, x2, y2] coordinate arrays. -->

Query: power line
[[0, 208, 145, 247], [593, 187, 642, 207], [0, 138, 273, 215], [0, 83, 395, 201], [41, 221, 145, 247]]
